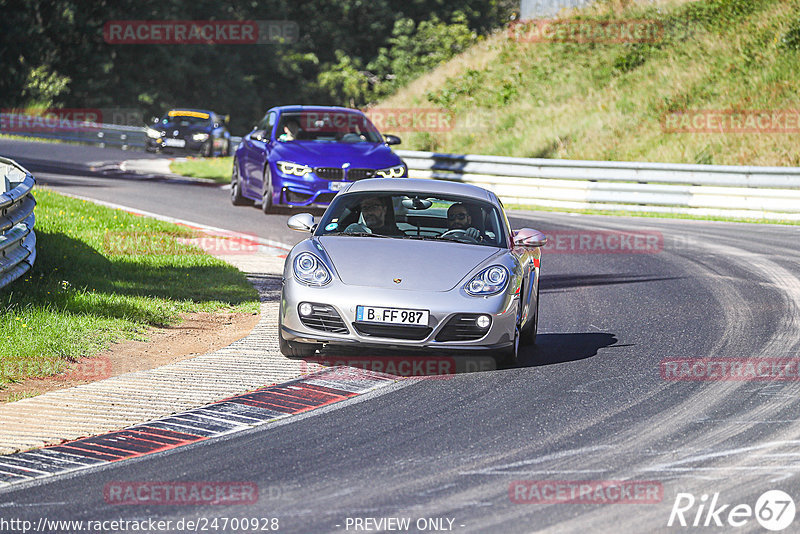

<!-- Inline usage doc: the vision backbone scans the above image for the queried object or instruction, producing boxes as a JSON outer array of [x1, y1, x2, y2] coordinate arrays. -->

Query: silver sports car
[[279, 178, 547, 365]]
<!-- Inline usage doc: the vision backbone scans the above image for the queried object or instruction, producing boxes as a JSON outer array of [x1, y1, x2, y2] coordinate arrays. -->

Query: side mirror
[[513, 228, 547, 248], [384, 134, 402, 146], [287, 213, 315, 232]]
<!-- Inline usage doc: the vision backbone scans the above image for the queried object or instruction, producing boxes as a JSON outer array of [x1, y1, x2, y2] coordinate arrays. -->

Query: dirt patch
[[0, 310, 260, 403]]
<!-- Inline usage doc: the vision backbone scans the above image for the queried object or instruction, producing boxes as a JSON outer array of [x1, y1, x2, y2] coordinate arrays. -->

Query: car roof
[[272, 105, 364, 114], [344, 178, 496, 203], [168, 108, 214, 115]]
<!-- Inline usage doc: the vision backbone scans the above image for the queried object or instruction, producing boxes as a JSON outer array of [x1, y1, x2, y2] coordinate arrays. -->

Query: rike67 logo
[[668, 490, 796, 531]]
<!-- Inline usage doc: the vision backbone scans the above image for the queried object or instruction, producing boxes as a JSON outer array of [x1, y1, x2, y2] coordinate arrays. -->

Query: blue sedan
[[231, 106, 407, 212]]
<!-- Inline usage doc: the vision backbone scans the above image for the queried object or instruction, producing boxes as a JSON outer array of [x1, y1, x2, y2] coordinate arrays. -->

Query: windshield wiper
[[325, 231, 389, 238], [401, 234, 441, 241]]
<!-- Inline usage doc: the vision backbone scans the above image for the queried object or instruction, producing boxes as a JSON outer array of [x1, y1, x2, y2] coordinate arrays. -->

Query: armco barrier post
[[0, 157, 37, 290]]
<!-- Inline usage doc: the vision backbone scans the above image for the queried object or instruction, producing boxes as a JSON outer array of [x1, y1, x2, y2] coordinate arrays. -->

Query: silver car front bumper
[[280, 276, 519, 351]]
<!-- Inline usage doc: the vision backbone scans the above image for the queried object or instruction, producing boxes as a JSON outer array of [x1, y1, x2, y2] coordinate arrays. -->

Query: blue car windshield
[[278, 111, 383, 143], [316, 192, 508, 248]]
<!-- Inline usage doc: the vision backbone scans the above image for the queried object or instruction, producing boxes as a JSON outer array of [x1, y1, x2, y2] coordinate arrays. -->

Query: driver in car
[[446, 203, 482, 240], [278, 119, 300, 142], [345, 196, 404, 236]]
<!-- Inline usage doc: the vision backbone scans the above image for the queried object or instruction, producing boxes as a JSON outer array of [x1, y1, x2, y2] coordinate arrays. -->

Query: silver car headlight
[[465, 266, 509, 296], [375, 164, 406, 178], [293, 252, 332, 286], [145, 127, 162, 139], [278, 161, 313, 176], [192, 132, 210, 142]]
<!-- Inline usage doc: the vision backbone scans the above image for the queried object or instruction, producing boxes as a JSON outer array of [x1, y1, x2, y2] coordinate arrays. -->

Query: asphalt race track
[[3, 139, 800, 533]]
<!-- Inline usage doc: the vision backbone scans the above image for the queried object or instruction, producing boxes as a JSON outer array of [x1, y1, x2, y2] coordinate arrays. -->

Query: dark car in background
[[230, 105, 407, 212], [145, 109, 231, 157]]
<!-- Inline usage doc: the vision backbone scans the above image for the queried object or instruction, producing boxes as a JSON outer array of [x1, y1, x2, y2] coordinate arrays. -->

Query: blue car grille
[[313, 168, 376, 181], [314, 167, 344, 180], [347, 168, 376, 180]]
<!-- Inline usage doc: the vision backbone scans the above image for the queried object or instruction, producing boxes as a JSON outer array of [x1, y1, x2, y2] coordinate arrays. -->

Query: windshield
[[315, 191, 507, 248], [277, 111, 383, 143]]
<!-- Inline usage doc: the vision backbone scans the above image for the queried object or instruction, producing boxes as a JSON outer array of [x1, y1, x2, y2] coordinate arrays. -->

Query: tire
[[223, 140, 232, 157], [230, 160, 250, 206], [496, 324, 519, 368], [521, 284, 539, 346], [202, 140, 213, 158], [279, 333, 320, 358], [262, 166, 275, 214]]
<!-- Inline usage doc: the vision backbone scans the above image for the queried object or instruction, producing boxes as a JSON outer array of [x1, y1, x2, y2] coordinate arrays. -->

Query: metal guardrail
[[0, 113, 242, 152], [395, 150, 800, 221], [3, 113, 799, 220], [0, 113, 147, 149], [0, 157, 36, 289]]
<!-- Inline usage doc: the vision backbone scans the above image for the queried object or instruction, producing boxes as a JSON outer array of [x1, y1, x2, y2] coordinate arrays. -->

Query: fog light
[[476, 315, 491, 329], [299, 302, 313, 316]]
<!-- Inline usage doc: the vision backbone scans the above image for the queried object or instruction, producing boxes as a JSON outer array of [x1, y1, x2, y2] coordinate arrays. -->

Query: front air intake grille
[[285, 189, 313, 203], [314, 193, 337, 204], [435, 314, 491, 342], [299, 304, 349, 334], [347, 168, 376, 181], [353, 323, 432, 341], [314, 167, 344, 180]]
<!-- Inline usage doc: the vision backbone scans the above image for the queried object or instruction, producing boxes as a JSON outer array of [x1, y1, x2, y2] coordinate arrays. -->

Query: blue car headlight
[[375, 164, 406, 178], [465, 266, 509, 296], [145, 127, 162, 139], [192, 132, 210, 142], [293, 252, 332, 286], [278, 161, 313, 177]]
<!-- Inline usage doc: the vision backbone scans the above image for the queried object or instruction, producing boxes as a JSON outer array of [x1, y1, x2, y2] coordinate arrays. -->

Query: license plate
[[329, 181, 348, 191], [164, 138, 185, 147], [356, 306, 429, 325]]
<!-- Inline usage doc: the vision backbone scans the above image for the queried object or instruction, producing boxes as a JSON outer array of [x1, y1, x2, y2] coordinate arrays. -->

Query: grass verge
[[0, 188, 259, 388], [170, 157, 233, 184], [378, 0, 800, 167]]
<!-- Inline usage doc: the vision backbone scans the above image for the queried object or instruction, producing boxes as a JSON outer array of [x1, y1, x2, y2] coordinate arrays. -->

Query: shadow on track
[[516, 332, 618, 368]]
